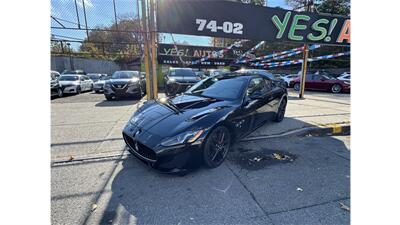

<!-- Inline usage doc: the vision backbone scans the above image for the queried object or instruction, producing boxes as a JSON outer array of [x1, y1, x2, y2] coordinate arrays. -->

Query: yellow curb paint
[[330, 124, 343, 134]]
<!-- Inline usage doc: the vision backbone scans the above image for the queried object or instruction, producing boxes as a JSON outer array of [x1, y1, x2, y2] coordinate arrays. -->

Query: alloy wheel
[[331, 84, 342, 93], [294, 83, 300, 91], [57, 88, 63, 98], [275, 98, 287, 122], [203, 126, 231, 168]]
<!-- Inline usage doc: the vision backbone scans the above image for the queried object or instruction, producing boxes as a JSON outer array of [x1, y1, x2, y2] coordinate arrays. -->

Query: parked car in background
[[195, 70, 207, 79], [281, 74, 300, 87], [236, 69, 286, 87], [93, 75, 111, 93], [104, 71, 146, 100], [61, 70, 87, 75], [204, 69, 230, 77], [51, 70, 61, 80], [51, 72, 63, 98], [290, 74, 350, 93], [58, 74, 94, 94], [337, 72, 350, 82], [123, 72, 288, 173], [164, 68, 202, 96], [87, 73, 103, 82]]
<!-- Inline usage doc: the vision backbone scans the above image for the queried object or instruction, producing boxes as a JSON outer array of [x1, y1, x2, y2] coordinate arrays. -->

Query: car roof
[[60, 74, 82, 77]]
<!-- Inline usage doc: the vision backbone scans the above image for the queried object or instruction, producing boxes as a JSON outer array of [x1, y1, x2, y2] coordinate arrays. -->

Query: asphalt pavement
[[51, 90, 350, 225]]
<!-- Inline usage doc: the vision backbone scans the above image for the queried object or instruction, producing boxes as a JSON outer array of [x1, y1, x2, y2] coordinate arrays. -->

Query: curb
[[240, 123, 350, 142]]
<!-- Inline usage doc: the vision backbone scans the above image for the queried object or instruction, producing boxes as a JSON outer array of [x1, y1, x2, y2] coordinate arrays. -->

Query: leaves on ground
[[339, 202, 350, 212], [68, 155, 74, 161], [296, 187, 303, 192], [91, 203, 97, 212]]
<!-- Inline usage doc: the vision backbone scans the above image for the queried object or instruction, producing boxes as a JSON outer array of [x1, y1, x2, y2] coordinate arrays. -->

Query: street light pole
[[67, 43, 74, 71], [298, 0, 312, 99], [141, 0, 153, 100]]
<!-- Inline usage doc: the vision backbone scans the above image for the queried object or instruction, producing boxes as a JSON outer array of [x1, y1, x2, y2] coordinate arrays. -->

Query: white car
[[282, 74, 299, 87], [337, 72, 350, 82], [59, 74, 94, 94]]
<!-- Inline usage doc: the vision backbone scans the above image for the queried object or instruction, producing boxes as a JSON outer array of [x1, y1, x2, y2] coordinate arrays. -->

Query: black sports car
[[123, 72, 287, 174], [164, 68, 202, 96], [104, 71, 146, 100]]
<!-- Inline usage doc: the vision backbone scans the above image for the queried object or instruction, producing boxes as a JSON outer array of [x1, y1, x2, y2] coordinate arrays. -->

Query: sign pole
[[149, 0, 158, 99], [141, 0, 153, 100], [299, 44, 308, 99]]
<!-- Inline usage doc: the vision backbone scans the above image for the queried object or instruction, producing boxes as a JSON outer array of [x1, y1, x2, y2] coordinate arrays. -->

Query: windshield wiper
[[157, 99, 181, 114]]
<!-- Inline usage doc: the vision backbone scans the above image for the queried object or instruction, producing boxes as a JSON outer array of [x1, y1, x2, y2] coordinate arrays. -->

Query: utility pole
[[298, 0, 312, 99], [149, 0, 158, 98], [141, 0, 154, 100]]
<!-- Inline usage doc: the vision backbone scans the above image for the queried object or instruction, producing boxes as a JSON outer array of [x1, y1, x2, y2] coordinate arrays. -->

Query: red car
[[289, 74, 350, 93]]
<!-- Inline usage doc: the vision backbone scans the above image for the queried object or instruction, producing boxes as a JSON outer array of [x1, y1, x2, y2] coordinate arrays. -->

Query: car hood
[[130, 95, 233, 137], [107, 78, 135, 85], [169, 76, 199, 83], [59, 81, 79, 85]]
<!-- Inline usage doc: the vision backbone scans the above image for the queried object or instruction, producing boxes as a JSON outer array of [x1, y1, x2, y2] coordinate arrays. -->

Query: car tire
[[274, 98, 287, 122], [57, 88, 63, 98], [331, 84, 342, 93], [76, 86, 81, 94], [105, 95, 114, 101], [293, 83, 300, 91], [203, 126, 231, 169]]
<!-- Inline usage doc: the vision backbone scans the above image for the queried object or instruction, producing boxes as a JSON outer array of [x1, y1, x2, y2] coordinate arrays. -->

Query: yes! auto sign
[[157, 0, 350, 46]]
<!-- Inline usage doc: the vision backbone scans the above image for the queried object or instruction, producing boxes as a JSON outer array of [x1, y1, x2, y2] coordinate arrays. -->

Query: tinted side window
[[312, 75, 322, 80], [247, 78, 267, 97], [306, 74, 313, 81]]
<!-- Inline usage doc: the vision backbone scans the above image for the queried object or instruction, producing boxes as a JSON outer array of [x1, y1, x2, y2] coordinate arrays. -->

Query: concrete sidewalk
[[245, 90, 350, 139]]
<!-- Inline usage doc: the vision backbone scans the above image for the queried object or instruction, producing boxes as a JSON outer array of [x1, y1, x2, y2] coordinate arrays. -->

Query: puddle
[[230, 149, 296, 171]]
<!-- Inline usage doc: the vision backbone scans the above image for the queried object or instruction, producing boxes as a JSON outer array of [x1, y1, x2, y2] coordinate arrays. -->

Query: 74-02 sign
[[157, 0, 350, 46], [196, 19, 243, 34]]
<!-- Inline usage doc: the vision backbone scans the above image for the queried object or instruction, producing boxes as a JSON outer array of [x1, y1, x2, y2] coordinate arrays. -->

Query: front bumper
[[94, 84, 104, 91], [104, 83, 140, 97], [62, 85, 78, 93], [166, 82, 197, 95], [122, 122, 203, 173]]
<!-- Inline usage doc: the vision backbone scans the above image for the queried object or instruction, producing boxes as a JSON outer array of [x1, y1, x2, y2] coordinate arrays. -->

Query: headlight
[[131, 77, 139, 82], [105, 83, 111, 88], [161, 129, 204, 147], [167, 78, 176, 84]]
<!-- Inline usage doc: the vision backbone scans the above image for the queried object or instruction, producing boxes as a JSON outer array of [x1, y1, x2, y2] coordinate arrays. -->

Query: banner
[[260, 51, 350, 68], [157, 43, 244, 66], [157, 0, 350, 46]]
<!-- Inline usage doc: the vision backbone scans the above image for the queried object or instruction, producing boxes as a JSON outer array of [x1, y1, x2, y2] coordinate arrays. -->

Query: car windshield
[[111, 71, 139, 79], [186, 75, 247, 100], [59, 76, 79, 81], [88, 74, 101, 80], [100, 76, 110, 80], [170, 69, 196, 77], [239, 70, 275, 80]]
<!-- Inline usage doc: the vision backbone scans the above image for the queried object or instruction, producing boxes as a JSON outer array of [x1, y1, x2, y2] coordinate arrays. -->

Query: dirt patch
[[230, 149, 296, 171]]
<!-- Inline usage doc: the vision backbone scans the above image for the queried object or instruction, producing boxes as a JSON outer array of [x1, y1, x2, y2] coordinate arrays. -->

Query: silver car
[[59, 74, 94, 94]]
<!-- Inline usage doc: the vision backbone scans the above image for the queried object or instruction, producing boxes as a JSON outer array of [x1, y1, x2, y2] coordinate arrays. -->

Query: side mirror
[[249, 91, 263, 100]]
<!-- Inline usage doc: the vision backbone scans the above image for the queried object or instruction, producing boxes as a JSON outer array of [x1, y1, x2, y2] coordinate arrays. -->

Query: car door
[[244, 77, 274, 130], [312, 75, 330, 90], [79, 76, 86, 90]]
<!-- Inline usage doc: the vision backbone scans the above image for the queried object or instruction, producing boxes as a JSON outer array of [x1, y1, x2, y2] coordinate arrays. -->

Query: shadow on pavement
[[95, 99, 140, 107], [91, 118, 350, 225]]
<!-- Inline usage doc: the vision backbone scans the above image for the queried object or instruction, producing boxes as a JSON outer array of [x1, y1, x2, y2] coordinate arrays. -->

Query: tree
[[285, 0, 350, 15], [79, 14, 142, 60], [316, 0, 350, 16], [233, 0, 266, 6]]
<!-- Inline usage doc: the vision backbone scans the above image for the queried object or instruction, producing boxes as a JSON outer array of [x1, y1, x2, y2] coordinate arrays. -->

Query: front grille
[[123, 133, 156, 161], [112, 84, 127, 89]]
